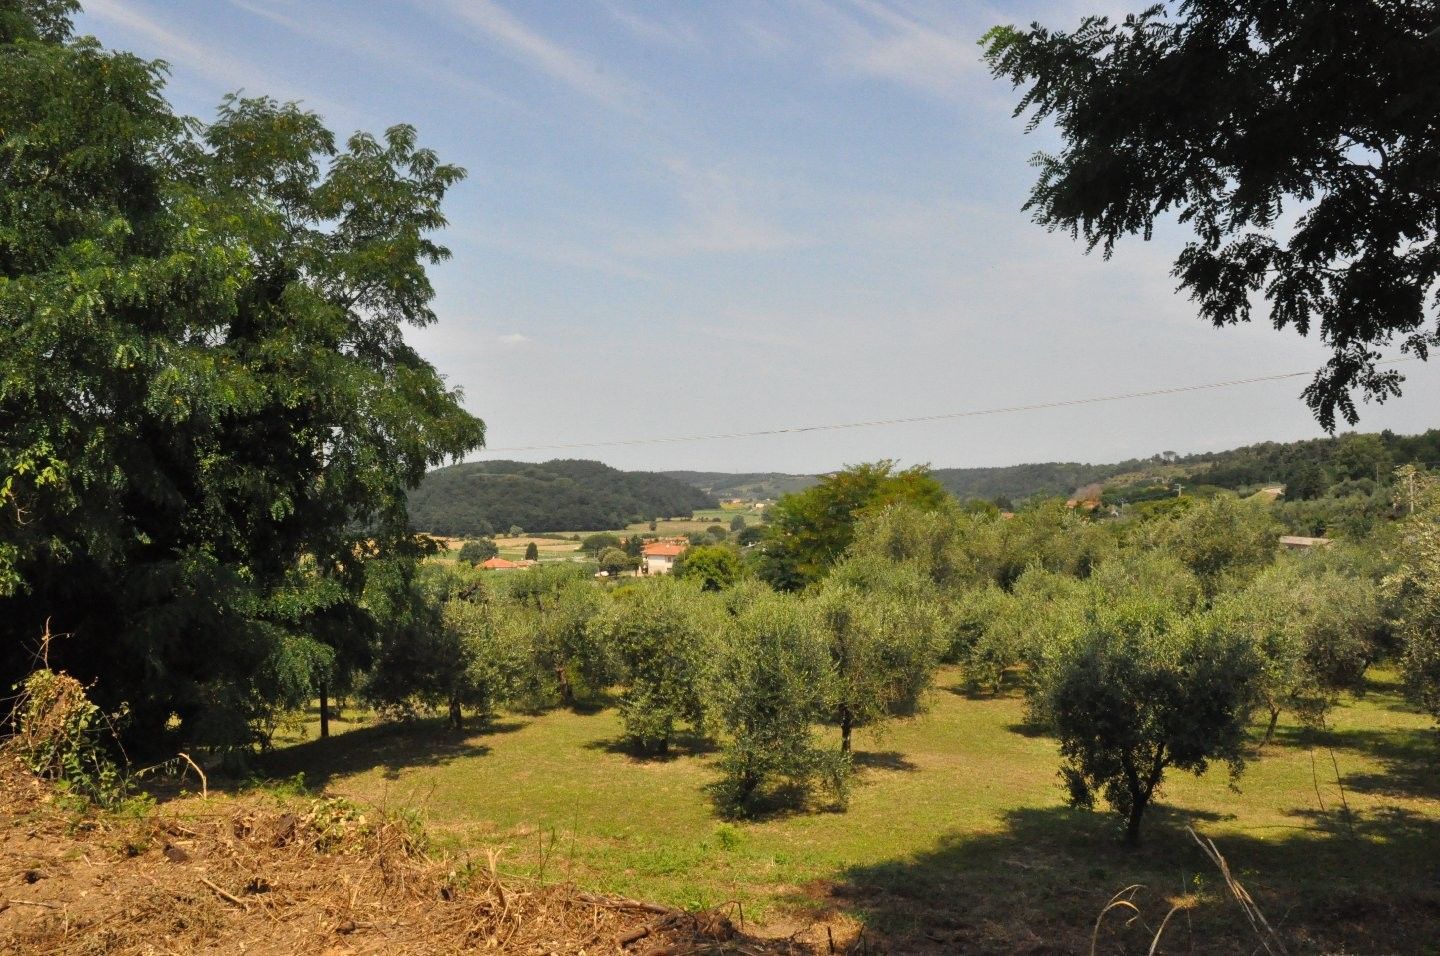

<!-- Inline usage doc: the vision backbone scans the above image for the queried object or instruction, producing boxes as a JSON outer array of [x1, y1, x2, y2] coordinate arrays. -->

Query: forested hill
[[407, 460, 718, 535], [666, 428, 1440, 505], [660, 471, 820, 499]]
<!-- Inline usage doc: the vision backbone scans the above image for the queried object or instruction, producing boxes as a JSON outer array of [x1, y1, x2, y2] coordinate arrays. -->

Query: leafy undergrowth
[[0, 756, 805, 955]]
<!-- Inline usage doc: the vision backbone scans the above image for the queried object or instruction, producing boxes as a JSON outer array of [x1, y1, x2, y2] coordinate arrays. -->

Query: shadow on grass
[[256, 717, 527, 790], [796, 799, 1440, 955], [1266, 723, 1440, 801], [580, 730, 718, 763], [851, 750, 919, 774]]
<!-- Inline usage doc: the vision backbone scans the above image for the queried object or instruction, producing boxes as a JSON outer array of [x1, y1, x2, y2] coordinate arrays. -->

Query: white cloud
[[801, 0, 982, 98], [496, 332, 534, 346], [84, 0, 266, 91], [601, 3, 698, 47], [428, 0, 641, 112], [227, 0, 524, 112]]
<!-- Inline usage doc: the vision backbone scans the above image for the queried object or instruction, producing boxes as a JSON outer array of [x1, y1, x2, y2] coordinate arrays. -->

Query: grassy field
[[264, 668, 1440, 952]]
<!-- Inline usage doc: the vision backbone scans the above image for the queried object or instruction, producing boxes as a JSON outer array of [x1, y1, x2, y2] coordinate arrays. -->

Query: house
[[641, 539, 688, 575], [1279, 535, 1332, 550], [479, 557, 537, 570]]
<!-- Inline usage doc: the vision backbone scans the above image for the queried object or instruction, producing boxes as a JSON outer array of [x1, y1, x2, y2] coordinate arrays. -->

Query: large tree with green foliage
[[984, 3, 1440, 428], [757, 462, 949, 591], [0, 1, 483, 751]]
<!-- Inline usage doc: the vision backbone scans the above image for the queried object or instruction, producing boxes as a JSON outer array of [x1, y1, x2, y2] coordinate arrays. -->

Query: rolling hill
[[407, 460, 717, 536]]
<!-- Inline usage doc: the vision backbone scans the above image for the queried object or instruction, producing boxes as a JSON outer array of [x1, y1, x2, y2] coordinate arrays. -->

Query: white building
[[642, 540, 687, 575]]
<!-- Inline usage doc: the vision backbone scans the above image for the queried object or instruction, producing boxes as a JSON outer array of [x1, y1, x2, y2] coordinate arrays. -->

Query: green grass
[[264, 668, 1440, 952]]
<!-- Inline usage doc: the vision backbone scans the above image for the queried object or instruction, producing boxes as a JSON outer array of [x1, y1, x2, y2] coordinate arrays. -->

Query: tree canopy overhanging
[[0, 0, 484, 751], [983, 1, 1440, 429]]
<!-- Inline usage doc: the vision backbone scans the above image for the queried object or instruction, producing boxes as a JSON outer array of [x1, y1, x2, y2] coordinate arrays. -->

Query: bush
[[7, 669, 128, 807]]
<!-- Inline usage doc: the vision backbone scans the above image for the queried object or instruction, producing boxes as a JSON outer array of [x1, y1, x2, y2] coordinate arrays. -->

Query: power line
[[479, 357, 1422, 454]]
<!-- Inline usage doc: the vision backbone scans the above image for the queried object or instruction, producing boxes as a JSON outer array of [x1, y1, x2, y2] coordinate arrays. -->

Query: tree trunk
[[318, 682, 330, 740], [448, 696, 463, 731], [1263, 705, 1280, 746], [557, 666, 573, 706], [1124, 792, 1148, 845], [840, 708, 854, 754]]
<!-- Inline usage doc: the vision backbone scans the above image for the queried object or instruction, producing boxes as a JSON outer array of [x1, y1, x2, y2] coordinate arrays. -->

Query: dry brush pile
[[0, 756, 813, 955]]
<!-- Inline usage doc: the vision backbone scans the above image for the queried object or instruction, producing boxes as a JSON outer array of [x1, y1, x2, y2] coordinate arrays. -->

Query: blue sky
[[78, 1, 1440, 473]]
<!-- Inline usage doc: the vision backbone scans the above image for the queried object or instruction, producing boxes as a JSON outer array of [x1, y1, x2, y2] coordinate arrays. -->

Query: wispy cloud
[[84, 0, 266, 92], [615, 158, 810, 257], [601, 2, 697, 47], [429, 0, 641, 112], [804, 0, 981, 98], [227, 0, 524, 112], [496, 332, 533, 347]]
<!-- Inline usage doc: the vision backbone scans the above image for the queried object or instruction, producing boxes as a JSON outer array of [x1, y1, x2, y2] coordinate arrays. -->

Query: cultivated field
[[264, 667, 1440, 953]]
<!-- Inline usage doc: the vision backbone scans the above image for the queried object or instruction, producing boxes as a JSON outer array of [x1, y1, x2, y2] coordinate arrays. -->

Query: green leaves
[[1, 8, 483, 750], [987, 2, 1440, 428]]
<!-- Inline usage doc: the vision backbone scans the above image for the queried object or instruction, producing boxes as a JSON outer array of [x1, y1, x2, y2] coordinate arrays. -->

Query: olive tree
[[709, 592, 844, 814], [588, 579, 716, 754], [814, 559, 944, 752], [1032, 589, 1258, 844], [1389, 467, 1440, 724], [1218, 555, 1382, 742]]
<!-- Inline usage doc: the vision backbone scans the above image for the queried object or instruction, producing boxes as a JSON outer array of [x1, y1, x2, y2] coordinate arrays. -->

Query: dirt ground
[[0, 758, 820, 955]]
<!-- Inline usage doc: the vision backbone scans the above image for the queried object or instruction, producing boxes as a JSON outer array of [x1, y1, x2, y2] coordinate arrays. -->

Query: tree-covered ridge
[[660, 471, 820, 500], [408, 459, 718, 535], [659, 429, 1440, 508]]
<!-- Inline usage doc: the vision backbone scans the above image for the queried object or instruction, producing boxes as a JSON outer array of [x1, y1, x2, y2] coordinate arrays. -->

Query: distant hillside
[[408, 460, 717, 536], [660, 471, 819, 500], [665, 428, 1440, 506]]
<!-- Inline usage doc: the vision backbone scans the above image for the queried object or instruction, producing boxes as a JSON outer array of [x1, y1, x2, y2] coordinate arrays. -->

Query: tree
[[1217, 555, 1381, 743], [812, 563, 943, 753], [457, 539, 499, 565], [588, 579, 715, 754], [984, 5, 1440, 429], [757, 462, 949, 591], [524, 541, 539, 562], [673, 544, 744, 592], [1032, 594, 1258, 844], [0, 4, 484, 752], [1388, 467, 1440, 724], [580, 532, 621, 555], [730, 514, 746, 532], [531, 580, 616, 706], [1145, 496, 1279, 595], [596, 547, 635, 577], [710, 591, 843, 814]]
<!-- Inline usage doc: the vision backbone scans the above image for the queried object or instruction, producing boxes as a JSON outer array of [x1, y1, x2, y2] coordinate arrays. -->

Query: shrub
[[7, 669, 128, 807]]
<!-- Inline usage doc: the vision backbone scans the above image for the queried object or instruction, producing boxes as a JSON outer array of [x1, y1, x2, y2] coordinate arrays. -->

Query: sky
[[76, 0, 1440, 474]]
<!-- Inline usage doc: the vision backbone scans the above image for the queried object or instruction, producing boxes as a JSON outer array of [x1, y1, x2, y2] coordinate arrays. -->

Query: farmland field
[[264, 667, 1440, 953]]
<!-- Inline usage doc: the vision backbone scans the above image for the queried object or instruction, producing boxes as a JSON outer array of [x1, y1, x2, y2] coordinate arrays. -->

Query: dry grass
[[0, 756, 806, 955]]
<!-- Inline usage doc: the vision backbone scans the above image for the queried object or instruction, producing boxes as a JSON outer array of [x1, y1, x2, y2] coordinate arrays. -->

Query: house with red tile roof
[[641, 539, 687, 575]]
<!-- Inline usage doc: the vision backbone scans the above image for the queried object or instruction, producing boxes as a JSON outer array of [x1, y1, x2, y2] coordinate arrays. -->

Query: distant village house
[[642, 539, 687, 575]]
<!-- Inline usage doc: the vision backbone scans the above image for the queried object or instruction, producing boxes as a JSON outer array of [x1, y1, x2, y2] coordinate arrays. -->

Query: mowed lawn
[[264, 668, 1440, 953]]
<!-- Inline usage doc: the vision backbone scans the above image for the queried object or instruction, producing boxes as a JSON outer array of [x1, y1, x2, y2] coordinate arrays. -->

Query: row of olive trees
[[843, 491, 1398, 842], [353, 557, 946, 815]]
